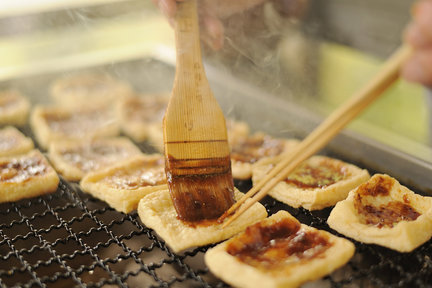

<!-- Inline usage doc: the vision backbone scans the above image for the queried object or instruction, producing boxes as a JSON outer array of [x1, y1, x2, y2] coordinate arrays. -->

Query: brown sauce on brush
[[354, 175, 420, 228], [284, 159, 347, 189], [231, 135, 285, 163], [226, 218, 332, 273], [0, 156, 48, 183], [166, 154, 235, 222]]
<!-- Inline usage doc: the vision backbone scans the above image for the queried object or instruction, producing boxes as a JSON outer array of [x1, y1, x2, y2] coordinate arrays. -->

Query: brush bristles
[[166, 155, 235, 222]]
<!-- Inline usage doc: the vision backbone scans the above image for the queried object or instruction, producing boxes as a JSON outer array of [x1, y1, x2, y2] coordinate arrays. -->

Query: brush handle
[[174, 0, 205, 81], [166, 0, 229, 159], [164, 0, 235, 222]]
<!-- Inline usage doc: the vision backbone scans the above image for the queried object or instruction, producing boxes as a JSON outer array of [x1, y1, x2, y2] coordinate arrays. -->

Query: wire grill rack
[[1, 126, 432, 288], [2, 54, 432, 287], [1, 174, 432, 288]]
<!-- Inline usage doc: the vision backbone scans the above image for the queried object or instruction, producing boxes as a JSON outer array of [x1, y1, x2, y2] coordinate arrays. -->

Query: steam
[[205, 1, 315, 107]]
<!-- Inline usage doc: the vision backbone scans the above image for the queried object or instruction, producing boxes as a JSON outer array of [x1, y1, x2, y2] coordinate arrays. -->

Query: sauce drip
[[226, 218, 332, 273], [231, 135, 285, 163], [181, 218, 220, 228], [354, 175, 421, 228], [0, 156, 48, 183], [284, 159, 347, 189], [166, 155, 235, 222]]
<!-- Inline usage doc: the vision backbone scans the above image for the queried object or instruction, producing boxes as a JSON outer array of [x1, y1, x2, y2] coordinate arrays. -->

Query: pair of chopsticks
[[222, 45, 412, 228]]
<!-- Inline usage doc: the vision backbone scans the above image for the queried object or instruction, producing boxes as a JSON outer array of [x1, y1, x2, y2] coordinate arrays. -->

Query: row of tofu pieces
[[1, 73, 432, 288]]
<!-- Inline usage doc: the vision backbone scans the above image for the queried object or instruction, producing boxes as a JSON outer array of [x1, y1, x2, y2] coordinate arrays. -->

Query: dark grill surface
[[1, 173, 432, 288], [2, 58, 432, 287]]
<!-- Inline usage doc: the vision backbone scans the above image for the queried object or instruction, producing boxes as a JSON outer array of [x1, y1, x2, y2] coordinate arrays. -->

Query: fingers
[[152, 0, 225, 50], [156, 0, 178, 19], [201, 15, 225, 50], [401, 50, 432, 86], [404, 0, 432, 48], [204, 0, 268, 19], [402, 0, 432, 85], [198, 0, 267, 50], [153, 0, 267, 51]]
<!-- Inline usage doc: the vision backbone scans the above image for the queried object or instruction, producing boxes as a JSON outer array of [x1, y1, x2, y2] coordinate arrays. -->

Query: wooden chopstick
[[222, 45, 412, 228]]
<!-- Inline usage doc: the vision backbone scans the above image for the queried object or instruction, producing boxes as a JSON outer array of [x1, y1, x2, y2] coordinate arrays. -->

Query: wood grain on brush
[[163, 0, 235, 222]]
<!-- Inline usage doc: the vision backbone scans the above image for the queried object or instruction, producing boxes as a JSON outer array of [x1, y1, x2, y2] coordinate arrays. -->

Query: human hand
[[402, 0, 432, 86], [152, 0, 268, 50]]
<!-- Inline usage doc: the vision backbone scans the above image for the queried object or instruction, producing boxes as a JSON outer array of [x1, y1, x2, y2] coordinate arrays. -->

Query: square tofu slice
[[205, 211, 354, 288], [30, 105, 120, 150], [117, 94, 169, 143], [0, 90, 30, 126], [328, 174, 432, 252], [252, 155, 370, 210], [80, 154, 167, 213], [138, 189, 267, 253], [49, 137, 142, 181], [230, 132, 299, 180], [50, 73, 133, 108], [0, 126, 34, 157], [0, 150, 59, 203]]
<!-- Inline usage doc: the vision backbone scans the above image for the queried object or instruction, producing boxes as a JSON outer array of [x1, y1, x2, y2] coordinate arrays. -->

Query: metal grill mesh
[[1, 177, 432, 288], [0, 128, 431, 288], [2, 57, 431, 287]]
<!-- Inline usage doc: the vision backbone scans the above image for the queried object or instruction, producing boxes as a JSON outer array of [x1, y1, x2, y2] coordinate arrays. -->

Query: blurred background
[[0, 0, 429, 162]]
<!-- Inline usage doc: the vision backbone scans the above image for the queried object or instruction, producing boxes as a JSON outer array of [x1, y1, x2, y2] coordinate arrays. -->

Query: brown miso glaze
[[231, 135, 285, 163], [354, 175, 421, 228], [284, 160, 348, 189], [226, 218, 332, 272], [357, 175, 393, 197], [355, 200, 420, 228], [166, 154, 235, 222], [0, 156, 48, 183]]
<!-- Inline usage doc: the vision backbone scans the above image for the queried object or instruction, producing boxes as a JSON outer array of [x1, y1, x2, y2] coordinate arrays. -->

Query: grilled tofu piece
[[205, 211, 354, 288], [0, 150, 59, 202], [137, 189, 267, 253], [80, 154, 166, 213], [252, 155, 370, 210], [328, 174, 432, 252], [48, 137, 142, 181]]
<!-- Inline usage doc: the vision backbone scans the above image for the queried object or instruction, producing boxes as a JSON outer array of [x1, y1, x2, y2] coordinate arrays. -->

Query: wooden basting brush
[[163, 0, 235, 222]]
